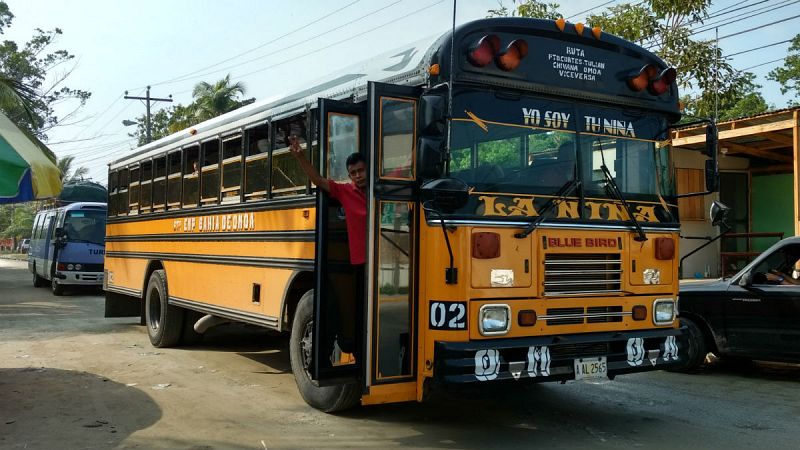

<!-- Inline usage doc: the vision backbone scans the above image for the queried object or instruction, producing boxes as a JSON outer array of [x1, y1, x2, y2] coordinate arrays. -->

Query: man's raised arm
[[288, 136, 330, 193]]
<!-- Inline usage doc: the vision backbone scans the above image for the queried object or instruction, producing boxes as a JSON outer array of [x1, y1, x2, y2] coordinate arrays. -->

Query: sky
[[3, 0, 799, 185]]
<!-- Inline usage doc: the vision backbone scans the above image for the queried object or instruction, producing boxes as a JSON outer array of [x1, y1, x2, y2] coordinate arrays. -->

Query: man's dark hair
[[346, 152, 365, 167]]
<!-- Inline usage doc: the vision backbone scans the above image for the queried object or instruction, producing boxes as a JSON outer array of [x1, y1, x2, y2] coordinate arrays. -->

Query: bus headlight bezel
[[653, 298, 676, 325], [479, 304, 511, 336]]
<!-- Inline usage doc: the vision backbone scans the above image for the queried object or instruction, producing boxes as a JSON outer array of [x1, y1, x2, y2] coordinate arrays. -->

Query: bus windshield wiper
[[515, 177, 580, 239], [597, 146, 647, 242]]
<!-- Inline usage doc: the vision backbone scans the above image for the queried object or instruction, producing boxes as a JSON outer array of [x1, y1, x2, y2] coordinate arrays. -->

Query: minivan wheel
[[51, 278, 64, 296], [32, 269, 45, 288]]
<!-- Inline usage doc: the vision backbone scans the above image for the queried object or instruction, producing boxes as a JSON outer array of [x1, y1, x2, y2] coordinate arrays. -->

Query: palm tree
[[191, 74, 247, 121], [57, 155, 88, 182], [0, 74, 38, 127]]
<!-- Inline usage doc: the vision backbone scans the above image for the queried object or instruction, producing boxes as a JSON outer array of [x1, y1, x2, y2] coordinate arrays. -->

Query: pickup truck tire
[[672, 317, 708, 373]]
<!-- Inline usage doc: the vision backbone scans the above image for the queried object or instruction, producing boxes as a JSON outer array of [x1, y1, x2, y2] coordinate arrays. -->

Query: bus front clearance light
[[632, 305, 647, 321], [479, 304, 511, 335], [518, 309, 537, 326], [648, 68, 677, 96], [495, 39, 528, 71], [467, 34, 500, 67], [653, 299, 676, 325]]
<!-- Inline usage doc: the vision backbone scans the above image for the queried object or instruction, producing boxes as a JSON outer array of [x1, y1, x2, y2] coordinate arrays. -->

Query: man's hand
[[288, 135, 304, 159]]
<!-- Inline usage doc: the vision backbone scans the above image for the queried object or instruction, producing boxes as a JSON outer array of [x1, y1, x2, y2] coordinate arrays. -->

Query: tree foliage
[[0, 203, 35, 239], [130, 74, 255, 146], [0, 1, 90, 138], [489, 1, 770, 120], [56, 155, 88, 182], [767, 34, 800, 105]]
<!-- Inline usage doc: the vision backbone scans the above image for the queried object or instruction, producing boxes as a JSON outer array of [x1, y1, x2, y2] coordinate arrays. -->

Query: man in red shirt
[[289, 136, 366, 359]]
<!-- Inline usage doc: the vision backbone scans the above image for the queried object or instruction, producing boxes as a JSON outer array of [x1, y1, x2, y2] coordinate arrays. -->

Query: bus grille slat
[[544, 253, 622, 296], [545, 306, 625, 325]]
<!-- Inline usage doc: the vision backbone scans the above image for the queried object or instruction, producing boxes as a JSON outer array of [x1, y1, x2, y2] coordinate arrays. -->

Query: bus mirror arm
[[423, 201, 458, 284]]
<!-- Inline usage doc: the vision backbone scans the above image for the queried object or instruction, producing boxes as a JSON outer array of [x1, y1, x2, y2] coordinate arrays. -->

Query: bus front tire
[[51, 278, 64, 296], [289, 290, 360, 413], [145, 269, 183, 348]]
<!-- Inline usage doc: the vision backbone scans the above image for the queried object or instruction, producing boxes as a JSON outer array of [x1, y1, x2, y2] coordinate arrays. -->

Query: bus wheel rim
[[300, 320, 313, 374], [148, 288, 161, 331]]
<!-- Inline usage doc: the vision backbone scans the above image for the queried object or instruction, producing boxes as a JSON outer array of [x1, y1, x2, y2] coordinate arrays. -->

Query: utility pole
[[124, 86, 173, 144]]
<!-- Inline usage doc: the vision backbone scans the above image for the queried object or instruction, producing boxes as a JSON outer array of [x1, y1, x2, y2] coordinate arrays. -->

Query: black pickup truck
[[678, 237, 800, 370]]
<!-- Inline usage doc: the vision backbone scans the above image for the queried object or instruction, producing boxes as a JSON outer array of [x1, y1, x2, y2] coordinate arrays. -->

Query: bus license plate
[[574, 356, 607, 381]]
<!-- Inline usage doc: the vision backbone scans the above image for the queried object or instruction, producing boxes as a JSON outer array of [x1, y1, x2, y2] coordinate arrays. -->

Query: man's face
[[347, 161, 367, 190]]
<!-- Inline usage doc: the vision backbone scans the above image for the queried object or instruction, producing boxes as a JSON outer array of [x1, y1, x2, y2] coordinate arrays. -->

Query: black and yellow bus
[[105, 17, 718, 412]]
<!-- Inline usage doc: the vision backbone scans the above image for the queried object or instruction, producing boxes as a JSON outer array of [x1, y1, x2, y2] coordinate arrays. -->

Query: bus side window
[[140, 160, 153, 214], [153, 155, 167, 211], [108, 170, 118, 216], [201, 138, 220, 206], [221, 133, 243, 204], [118, 168, 129, 216], [183, 145, 200, 208], [31, 213, 42, 241], [272, 115, 308, 197], [128, 165, 141, 215], [167, 151, 182, 210], [244, 123, 269, 201]]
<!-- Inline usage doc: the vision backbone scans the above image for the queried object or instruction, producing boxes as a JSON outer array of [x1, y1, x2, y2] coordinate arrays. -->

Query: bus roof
[[108, 33, 441, 169]]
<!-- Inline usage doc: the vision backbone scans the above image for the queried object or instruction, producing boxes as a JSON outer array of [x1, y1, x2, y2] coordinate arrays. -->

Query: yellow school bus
[[105, 17, 718, 412]]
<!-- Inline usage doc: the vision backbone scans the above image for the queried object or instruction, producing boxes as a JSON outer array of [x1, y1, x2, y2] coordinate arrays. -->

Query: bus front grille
[[544, 306, 625, 325], [543, 253, 622, 296]]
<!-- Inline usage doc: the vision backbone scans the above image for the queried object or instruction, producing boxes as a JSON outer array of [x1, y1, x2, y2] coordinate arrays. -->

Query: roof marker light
[[592, 26, 602, 39], [428, 64, 440, 76], [495, 39, 528, 71], [467, 34, 500, 67], [555, 17, 566, 31], [575, 23, 585, 35]]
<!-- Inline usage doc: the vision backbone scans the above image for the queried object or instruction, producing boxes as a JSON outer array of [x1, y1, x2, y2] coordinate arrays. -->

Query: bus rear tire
[[32, 269, 45, 288], [290, 290, 360, 413], [145, 269, 183, 348]]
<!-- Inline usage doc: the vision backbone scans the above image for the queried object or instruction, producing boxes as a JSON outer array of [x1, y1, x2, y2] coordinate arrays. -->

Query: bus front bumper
[[54, 271, 104, 286], [434, 327, 687, 384]]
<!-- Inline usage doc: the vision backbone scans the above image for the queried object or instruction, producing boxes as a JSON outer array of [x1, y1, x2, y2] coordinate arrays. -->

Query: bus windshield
[[64, 210, 106, 245], [448, 91, 674, 200]]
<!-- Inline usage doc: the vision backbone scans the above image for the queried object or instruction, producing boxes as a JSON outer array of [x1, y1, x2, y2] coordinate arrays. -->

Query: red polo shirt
[[327, 181, 367, 265]]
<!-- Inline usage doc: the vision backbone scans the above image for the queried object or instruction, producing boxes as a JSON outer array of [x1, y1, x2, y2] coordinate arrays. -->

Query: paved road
[[1, 258, 799, 449]]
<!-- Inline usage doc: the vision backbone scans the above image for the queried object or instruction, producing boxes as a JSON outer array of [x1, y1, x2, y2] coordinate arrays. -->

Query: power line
[[726, 38, 793, 57], [718, 12, 800, 40], [691, 0, 799, 36], [144, 0, 363, 89], [741, 56, 785, 71], [222, 0, 445, 85], [152, 0, 405, 90], [566, 0, 620, 20]]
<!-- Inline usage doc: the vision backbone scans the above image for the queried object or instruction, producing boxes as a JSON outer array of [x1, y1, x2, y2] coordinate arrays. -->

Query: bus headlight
[[75, 264, 82, 271], [67, 264, 74, 270], [479, 304, 511, 335], [653, 298, 676, 325]]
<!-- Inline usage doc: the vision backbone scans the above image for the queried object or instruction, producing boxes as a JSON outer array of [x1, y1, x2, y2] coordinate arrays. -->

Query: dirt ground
[[2, 258, 800, 450]]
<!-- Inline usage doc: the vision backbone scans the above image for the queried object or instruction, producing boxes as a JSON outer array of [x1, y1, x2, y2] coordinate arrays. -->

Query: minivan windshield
[[64, 210, 106, 245]]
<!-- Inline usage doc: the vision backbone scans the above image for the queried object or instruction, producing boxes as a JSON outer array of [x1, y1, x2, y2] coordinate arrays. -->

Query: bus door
[[312, 98, 366, 384], [366, 81, 421, 388]]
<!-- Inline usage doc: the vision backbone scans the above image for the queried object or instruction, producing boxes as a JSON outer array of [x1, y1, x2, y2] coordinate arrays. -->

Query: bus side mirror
[[420, 94, 446, 135], [704, 123, 719, 192], [420, 177, 469, 214], [709, 201, 729, 227], [55, 227, 65, 238], [419, 137, 445, 180]]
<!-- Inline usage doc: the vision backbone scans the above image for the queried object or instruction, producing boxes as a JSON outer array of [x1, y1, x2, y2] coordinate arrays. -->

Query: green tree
[[1, 203, 35, 240], [487, 0, 561, 19], [130, 75, 254, 146], [57, 155, 88, 182], [767, 34, 800, 105], [0, 1, 90, 138]]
